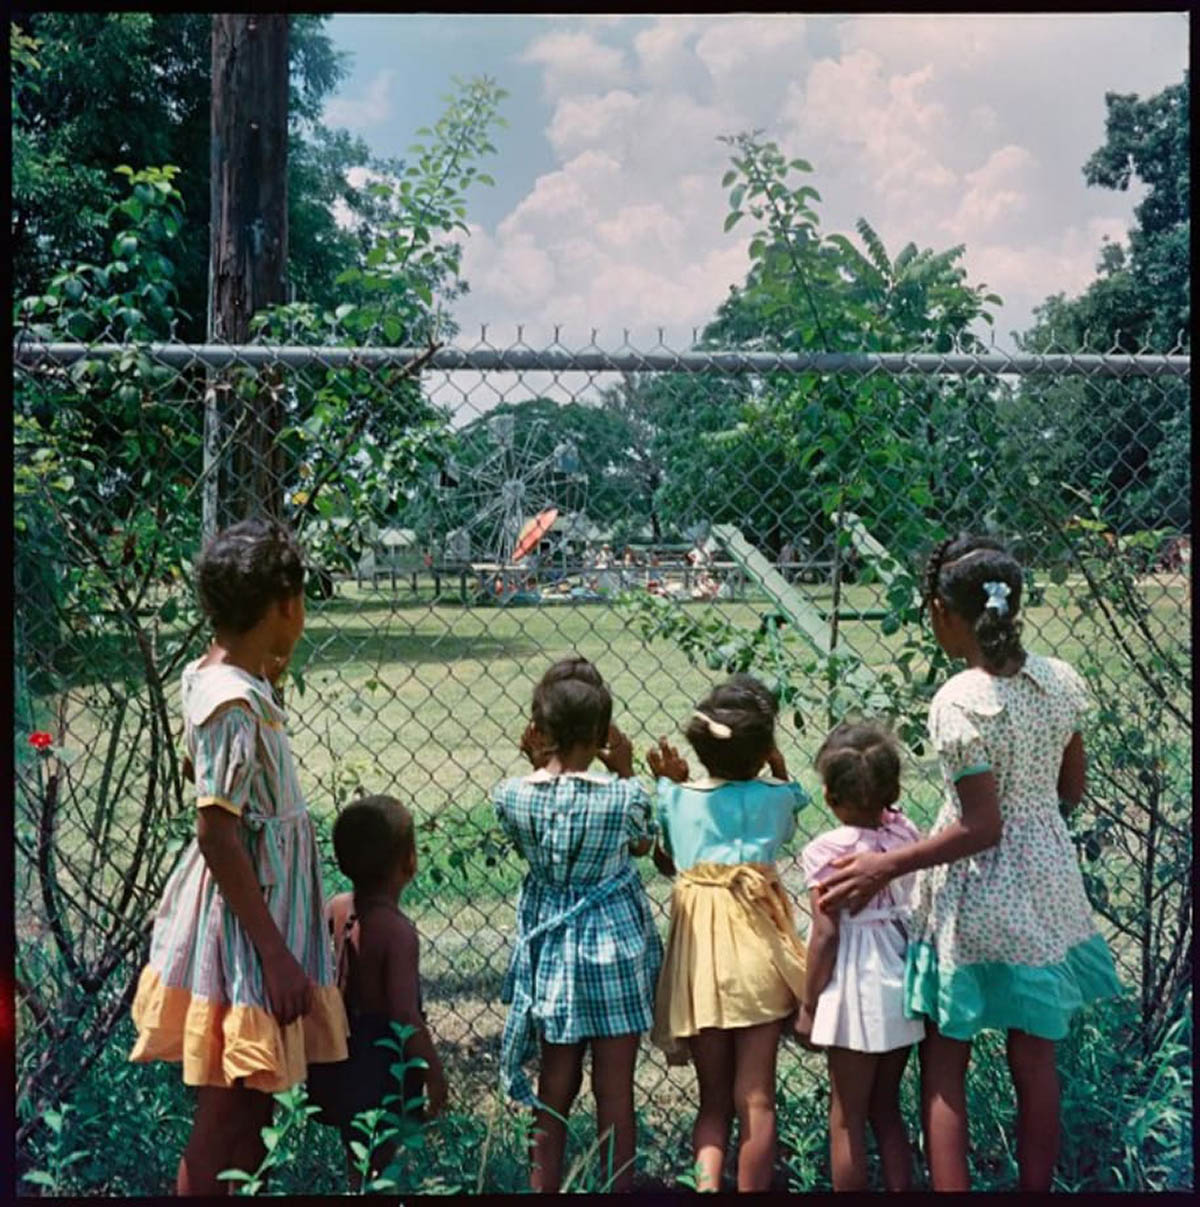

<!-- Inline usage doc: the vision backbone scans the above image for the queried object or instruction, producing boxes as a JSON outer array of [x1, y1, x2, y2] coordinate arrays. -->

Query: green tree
[[653, 133, 1008, 562], [1017, 72, 1189, 533], [9, 13, 403, 338]]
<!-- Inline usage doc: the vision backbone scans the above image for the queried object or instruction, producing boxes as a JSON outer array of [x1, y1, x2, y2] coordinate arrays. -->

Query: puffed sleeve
[[492, 780, 519, 843], [1055, 659, 1093, 730], [800, 832, 844, 889], [625, 778, 656, 843], [779, 780, 810, 845], [928, 696, 991, 783], [192, 703, 257, 816], [655, 779, 677, 856]]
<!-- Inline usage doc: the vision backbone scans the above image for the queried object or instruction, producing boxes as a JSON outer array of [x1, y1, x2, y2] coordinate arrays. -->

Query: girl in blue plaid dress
[[493, 657, 663, 1192]]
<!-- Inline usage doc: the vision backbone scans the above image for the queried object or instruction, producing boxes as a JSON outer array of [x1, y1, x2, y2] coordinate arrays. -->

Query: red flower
[[28, 732, 53, 751]]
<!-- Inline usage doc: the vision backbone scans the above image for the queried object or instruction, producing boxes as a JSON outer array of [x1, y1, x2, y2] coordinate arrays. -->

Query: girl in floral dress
[[129, 519, 348, 1194], [493, 657, 662, 1193], [818, 535, 1121, 1191]]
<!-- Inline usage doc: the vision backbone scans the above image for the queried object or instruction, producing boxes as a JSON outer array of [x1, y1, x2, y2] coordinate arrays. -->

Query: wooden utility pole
[[203, 13, 289, 532]]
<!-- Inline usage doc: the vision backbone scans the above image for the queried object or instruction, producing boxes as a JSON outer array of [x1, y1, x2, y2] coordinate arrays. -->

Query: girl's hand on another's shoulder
[[646, 737, 689, 783], [817, 850, 894, 915], [598, 725, 635, 777]]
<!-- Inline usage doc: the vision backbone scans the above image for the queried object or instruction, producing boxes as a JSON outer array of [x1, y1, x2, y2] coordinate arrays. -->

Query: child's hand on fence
[[598, 726, 634, 777], [519, 722, 551, 770], [647, 737, 689, 783], [765, 745, 789, 781]]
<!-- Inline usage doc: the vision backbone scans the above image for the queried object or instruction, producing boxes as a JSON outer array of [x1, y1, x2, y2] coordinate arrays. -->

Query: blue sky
[[322, 13, 1188, 352]]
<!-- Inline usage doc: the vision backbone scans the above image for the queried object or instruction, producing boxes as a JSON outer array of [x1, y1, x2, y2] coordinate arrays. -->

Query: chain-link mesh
[[13, 332, 1191, 1172]]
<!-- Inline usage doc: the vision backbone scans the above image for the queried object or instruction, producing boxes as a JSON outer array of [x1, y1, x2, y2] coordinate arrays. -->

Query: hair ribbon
[[693, 711, 732, 739], [982, 580, 1011, 616]]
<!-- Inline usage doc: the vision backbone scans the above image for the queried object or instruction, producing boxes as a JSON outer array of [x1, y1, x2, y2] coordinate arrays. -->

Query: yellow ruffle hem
[[652, 861, 807, 1064], [129, 965, 349, 1092]]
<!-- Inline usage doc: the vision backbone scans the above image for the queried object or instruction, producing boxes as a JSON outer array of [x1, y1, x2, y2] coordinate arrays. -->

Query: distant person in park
[[128, 518, 348, 1195], [493, 657, 663, 1192], [778, 537, 796, 583], [795, 722, 924, 1191], [309, 795, 447, 1188], [648, 675, 809, 1192], [818, 535, 1122, 1191]]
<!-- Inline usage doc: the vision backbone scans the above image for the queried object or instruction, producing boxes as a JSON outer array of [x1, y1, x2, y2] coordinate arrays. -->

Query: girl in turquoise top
[[648, 674, 809, 1192]]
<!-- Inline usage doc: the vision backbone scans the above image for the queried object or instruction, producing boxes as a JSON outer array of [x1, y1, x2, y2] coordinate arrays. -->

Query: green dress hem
[[904, 933, 1122, 1041]]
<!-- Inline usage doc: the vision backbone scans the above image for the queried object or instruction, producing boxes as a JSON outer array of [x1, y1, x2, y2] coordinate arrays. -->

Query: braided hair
[[923, 533, 1025, 671], [531, 656, 613, 752], [815, 721, 901, 815], [684, 673, 778, 780]]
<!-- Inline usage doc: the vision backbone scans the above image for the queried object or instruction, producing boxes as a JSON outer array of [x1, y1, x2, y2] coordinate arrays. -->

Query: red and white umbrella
[[512, 508, 558, 561]]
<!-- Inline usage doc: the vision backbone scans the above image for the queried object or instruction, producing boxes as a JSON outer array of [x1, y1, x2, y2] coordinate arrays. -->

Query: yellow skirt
[[129, 965, 349, 1092], [651, 862, 807, 1064]]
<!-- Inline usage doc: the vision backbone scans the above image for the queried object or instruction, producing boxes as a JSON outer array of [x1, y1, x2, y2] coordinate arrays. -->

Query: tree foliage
[[9, 13, 406, 337], [1017, 71, 1189, 533]]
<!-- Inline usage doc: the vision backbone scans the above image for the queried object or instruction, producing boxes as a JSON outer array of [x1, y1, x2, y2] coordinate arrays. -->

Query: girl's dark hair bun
[[815, 721, 901, 813], [532, 656, 612, 753], [196, 517, 305, 634], [923, 534, 1025, 670], [684, 673, 777, 780]]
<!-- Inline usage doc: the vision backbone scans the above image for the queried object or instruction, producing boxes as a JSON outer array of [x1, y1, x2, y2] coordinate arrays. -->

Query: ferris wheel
[[439, 412, 589, 565]]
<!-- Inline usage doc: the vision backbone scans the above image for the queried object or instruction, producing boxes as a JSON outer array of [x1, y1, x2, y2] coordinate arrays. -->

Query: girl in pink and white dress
[[795, 722, 924, 1192]]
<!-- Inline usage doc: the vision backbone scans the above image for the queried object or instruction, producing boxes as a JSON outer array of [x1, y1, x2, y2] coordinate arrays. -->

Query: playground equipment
[[711, 523, 888, 704], [437, 414, 588, 566]]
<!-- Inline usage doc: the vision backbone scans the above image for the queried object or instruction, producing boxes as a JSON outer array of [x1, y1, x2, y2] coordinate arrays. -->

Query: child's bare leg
[[1006, 1030, 1059, 1191], [868, 1046, 913, 1191], [731, 1019, 784, 1191], [687, 1029, 735, 1192], [530, 1040, 585, 1193], [826, 1047, 878, 1191], [590, 1033, 641, 1192], [177, 1085, 273, 1196], [919, 1024, 971, 1191]]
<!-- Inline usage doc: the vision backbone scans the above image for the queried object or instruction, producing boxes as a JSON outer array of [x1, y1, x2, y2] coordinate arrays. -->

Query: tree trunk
[[203, 13, 289, 532]]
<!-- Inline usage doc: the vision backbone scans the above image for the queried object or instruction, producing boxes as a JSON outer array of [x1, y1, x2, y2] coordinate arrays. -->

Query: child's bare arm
[[652, 838, 676, 878], [1057, 732, 1086, 810], [795, 887, 838, 1048], [385, 923, 447, 1117], [196, 808, 313, 1024]]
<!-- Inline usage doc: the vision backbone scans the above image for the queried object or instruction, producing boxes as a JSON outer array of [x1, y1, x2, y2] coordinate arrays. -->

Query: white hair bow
[[983, 580, 1011, 616], [692, 711, 732, 739]]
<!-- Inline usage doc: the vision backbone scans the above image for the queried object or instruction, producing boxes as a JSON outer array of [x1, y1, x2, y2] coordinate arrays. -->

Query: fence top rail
[[11, 340, 1191, 378]]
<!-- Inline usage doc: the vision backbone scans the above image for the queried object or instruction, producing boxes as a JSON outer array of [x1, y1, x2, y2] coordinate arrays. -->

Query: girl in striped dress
[[493, 657, 662, 1193], [129, 519, 348, 1195]]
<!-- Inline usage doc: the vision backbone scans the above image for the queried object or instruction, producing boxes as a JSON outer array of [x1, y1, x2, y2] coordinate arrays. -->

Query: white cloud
[[322, 68, 396, 131], [406, 14, 1186, 353], [521, 31, 630, 98]]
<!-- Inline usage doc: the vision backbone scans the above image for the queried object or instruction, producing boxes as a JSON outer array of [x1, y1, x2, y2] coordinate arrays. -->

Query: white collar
[[678, 775, 790, 790], [523, 768, 614, 785]]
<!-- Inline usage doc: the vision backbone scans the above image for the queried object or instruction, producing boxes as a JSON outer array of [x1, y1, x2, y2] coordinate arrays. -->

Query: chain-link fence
[[13, 332, 1191, 1181]]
